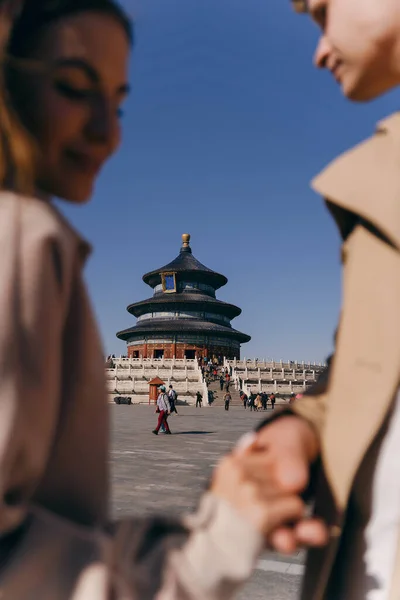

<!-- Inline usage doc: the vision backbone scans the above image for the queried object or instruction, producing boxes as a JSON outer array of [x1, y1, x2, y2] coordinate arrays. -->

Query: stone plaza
[[110, 404, 305, 600]]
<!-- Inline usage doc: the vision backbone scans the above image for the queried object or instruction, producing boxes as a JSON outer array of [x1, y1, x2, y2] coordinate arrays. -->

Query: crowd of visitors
[[239, 391, 277, 411]]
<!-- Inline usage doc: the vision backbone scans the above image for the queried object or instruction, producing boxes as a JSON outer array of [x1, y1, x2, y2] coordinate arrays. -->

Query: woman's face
[[18, 11, 130, 202]]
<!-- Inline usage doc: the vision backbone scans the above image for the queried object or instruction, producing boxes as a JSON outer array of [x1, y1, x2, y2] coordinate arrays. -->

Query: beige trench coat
[[0, 193, 263, 599], [289, 113, 400, 600]]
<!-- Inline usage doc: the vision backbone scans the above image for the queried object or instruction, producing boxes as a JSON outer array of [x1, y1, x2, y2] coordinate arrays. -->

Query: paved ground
[[110, 404, 304, 600]]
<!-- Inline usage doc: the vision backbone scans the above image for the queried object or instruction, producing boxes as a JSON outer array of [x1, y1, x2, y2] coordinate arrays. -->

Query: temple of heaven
[[116, 234, 251, 360]]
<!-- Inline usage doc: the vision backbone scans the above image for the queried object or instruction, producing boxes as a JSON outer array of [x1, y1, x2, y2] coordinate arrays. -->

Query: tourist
[[196, 390, 203, 407], [249, 0, 400, 597], [168, 384, 178, 415], [253, 393, 261, 412], [152, 386, 171, 435], [224, 391, 231, 411], [261, 392, 268, 411], [269, 393, 276, 410], [248, 393, 256, 412], [0, 2, 317, 597], [240, 391, 248, 409], [219, 374, 224, 391]]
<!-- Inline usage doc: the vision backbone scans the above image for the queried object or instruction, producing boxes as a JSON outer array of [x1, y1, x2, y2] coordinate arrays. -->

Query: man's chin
[[341, 75, 393, 103]]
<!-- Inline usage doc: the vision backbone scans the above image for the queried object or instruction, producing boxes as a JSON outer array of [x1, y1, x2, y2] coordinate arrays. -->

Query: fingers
[[236, 452, 310, 496], [268, 526, 298, 555], [294, 518, 329, 547], [262, 495, 305, 532], [268, 518, 329, 553], [272, 453, 310, 493]]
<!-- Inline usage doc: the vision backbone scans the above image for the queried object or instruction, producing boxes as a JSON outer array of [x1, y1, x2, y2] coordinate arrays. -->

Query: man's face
[[306, 0, 400, 101]]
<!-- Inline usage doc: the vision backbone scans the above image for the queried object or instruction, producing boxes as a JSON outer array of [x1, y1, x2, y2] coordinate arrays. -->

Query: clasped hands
[[211, 416, 328, 553]]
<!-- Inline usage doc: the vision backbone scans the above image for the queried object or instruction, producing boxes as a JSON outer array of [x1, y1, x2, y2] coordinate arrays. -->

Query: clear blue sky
[[61, 0, 399, 362]]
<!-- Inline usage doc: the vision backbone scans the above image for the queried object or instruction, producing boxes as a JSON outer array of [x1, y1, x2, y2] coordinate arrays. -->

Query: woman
[[0, 1, 306, 598]]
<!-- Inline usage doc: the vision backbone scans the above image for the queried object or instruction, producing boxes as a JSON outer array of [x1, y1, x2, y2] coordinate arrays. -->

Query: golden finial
[[292, 0, 308, 13], [182, 233, 191, 248]]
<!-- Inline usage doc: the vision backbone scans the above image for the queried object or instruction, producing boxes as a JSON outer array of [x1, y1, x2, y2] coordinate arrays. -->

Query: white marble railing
[[107, 357, 197, 367], [107, 378, 204, 396], [225, 358, 327, 371], [234, 369, 318, 382], [105, 356, 204, 399]]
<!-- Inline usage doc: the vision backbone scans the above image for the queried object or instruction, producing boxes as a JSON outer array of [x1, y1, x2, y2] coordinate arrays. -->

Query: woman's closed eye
[[54, 80, 94, 101], [54, 81, 125, 118]]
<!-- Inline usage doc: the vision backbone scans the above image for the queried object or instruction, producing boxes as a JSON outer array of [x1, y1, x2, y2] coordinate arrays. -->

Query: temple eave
[[116, 320, 251, 344], [127, 295, 242, 319]]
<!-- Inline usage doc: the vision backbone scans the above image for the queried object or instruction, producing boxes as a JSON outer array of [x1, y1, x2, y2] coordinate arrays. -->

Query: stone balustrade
[[105, 356, 204, 405], [225, 358, 327, 371], [226, 356, 327, 396]]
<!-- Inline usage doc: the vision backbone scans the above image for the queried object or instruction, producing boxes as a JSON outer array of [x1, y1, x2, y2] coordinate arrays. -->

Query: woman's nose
[[86, 99, 120, 151]]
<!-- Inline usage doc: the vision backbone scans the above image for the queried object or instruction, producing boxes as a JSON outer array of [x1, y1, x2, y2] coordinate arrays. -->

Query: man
[[196, 391, 203, 408], [248, 1, 400, 598], [261, 392, 268, 411], [224, 392, 231, 411], [152, 385, 171, 435], [248, 393, 256, 412], [168, 384, 178, 415]]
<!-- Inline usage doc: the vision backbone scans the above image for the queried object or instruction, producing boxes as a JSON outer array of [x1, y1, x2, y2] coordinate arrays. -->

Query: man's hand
[[241, 415, 327, 553], [211, 452, 306, 540]]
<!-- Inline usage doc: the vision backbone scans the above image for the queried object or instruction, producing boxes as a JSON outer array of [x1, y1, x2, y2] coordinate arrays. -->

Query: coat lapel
[[310, 112, 400, 511], [312, 113, 400, 251], [322, 226, 400, 510]]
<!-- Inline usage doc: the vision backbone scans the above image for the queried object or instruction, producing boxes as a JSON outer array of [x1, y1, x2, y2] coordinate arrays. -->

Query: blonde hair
[[0, 0, 133, 195]]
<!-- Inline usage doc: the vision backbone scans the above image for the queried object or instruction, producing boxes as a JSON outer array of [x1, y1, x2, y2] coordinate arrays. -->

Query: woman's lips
[[64, 150, 104, 176]]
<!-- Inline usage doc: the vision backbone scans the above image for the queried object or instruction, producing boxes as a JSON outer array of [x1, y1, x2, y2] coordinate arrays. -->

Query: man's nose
[[314, 35, 331, 68]]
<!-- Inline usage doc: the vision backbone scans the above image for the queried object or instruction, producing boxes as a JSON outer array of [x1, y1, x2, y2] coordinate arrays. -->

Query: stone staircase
[[208, 380, 243, 407]]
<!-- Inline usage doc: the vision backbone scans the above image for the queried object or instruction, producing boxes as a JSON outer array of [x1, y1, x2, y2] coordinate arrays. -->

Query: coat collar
[[48, 201, 92, 264], [312, 112, 400, 251]]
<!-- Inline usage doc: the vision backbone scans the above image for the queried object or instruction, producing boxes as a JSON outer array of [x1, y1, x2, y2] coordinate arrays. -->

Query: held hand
[[211, 451, 306, 541], [242, 416, 327, 553]]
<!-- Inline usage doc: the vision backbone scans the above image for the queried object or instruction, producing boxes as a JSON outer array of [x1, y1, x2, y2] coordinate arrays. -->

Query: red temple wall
[[127, 342, 239, 360]]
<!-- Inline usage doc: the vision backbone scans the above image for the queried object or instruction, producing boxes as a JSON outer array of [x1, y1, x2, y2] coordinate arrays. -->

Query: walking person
[[248, 393, 255, 412], [269, 393, 276, 410], [152, 386, 171, 435], [219, 374, 224, 391], [196, 390, 203, 407], [261, 392, 268, 411], [168, 384, 178, 415], [224, 392, 231, 411], [241, 391, 248, 409]]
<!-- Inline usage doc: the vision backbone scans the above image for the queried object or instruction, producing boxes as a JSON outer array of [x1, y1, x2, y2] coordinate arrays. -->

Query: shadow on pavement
[[172, 431, 215, 435]]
